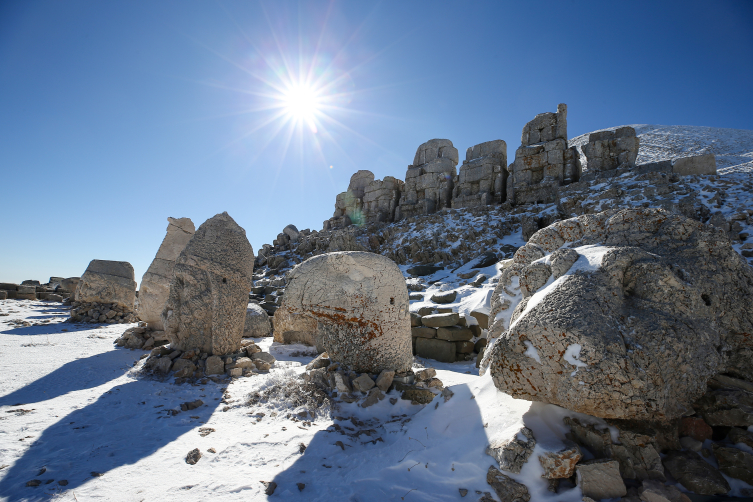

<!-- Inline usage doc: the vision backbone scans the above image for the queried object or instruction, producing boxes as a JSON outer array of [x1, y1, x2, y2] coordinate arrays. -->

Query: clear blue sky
[[1, 0, 752, 285]]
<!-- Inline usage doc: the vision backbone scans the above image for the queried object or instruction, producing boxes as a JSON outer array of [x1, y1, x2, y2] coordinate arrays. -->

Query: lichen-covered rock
[[486, 426, 536, 474], [75, 260, 137, 310], [138, 217, 195, 330], [244, 303, 271, 338], [161, 212, 254, 356], [483, 208, 753, 421], [278, 251, 411, 373]]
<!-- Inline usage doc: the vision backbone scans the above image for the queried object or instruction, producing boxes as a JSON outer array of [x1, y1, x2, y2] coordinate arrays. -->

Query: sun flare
[[283, 84, 321, 122]]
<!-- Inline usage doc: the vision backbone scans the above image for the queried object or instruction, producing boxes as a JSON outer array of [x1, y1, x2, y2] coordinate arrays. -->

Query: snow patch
[[523, 341, 541, 364]]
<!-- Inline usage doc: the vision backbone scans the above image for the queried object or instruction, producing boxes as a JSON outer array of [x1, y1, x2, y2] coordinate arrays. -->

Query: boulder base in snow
[[278, 251, 412, 373], [161, 212, 254, 356], [483, 208, 753, 421]]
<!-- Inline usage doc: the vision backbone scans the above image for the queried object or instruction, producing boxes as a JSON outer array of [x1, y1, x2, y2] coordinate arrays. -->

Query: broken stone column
[[582, 126, 640, 173], [75, 260, 137, 310], [452, 140, 507, 208], [138, 217, 195, 330], [508, 104, 578, 205], [161, 212, 254, 356], [396, 139, 458, 220]]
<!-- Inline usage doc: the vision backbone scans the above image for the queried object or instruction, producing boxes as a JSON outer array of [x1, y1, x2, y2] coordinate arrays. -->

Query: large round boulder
[[161, 212, 254, 356], [244, 303, 271, 338], [279, 251, 412, 373], [482, 208, 753, 421]]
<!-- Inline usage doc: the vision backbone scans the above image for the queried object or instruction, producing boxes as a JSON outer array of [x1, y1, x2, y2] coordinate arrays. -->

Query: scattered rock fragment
[[486, 427, 536, 474], [186, 448, 202, 465], [486, 466, 530, 502]]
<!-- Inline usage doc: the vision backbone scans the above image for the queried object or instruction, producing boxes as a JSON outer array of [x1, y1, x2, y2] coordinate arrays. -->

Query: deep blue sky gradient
[[1, 0, 752, 284]]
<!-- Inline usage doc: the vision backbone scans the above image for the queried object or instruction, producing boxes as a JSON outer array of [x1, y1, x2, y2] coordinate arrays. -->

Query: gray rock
[[421, 313, 460, 328], [283, 224, 300, 242], [375, 370, 394, 391], [436, 326, 473, 341], [486, 466, 530, 502], [728, 426, 753, 448], [243, 303, 271, 338], [679, 436, 702, 452], [306, 353, 330, 371], [485, 208, 753, 421], [672, 154, 716, 176], [360, 387, 385, 408], [470, 310, 489, 329], [352, 374, 375, 393], [712, 443, 753, 485], [276, 251, 411, 373], [415, 338, 456, 363], [251, 352, 275, 364], [161, 212, 255, 356], [695, 388, 753, 426], [411, 326, 436, 338], [431, 291, 457, 304], [486, 426, 536, 474], [205, 355, 224, 375], [410, 312, 422, 327], [185, 448, 201, 465], [576, 459, 627, 500], [138, 217, 195, 330], [75, 260, 137, 310], [662, 450, 729, 495], [638, 479, 691, 502]]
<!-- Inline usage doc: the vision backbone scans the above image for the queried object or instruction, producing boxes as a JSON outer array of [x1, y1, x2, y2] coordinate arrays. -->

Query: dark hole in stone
[[701, 294, 711, 306], [390, 298, 395, 305], [222, 278, 227, 284]]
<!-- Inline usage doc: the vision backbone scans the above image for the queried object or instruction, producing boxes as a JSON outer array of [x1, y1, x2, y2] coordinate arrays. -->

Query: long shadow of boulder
[[0, 349, 144, 407], [0, 377, 223, 500]]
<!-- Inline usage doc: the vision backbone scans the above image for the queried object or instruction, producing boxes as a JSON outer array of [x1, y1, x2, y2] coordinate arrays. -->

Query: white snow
[[523, 341, 541, 364]]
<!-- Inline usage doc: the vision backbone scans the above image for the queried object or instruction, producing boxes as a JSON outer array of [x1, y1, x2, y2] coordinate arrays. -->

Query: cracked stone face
[[279, 251, 412, 373], [482, 208, 753, 421]]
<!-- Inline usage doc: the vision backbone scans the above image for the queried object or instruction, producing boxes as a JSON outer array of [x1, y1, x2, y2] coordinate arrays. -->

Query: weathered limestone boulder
[[75, 260, 137, 310], [508, 104, 578, 205], [362, 176, 403, 224], [273, 305, 321, 346], [482, 208, 753, 421], [673, 153, 717, 176], [452, 140, 507, 208], [60, 277, 79, 298], [582, 126, 640, 173], [161, 212, 254, 356], [244, 303, 271, 338], [138, 217, 195, 330], [327, 170, 375, 229], [396, 139, 458, 220], [278, 251, 411, 373]]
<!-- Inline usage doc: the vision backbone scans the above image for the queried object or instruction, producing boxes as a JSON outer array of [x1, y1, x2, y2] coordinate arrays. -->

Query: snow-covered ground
[[0, 295, 611, 502]]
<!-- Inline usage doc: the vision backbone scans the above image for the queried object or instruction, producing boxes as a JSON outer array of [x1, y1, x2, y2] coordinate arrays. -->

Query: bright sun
[[283, 84, 321, 122]]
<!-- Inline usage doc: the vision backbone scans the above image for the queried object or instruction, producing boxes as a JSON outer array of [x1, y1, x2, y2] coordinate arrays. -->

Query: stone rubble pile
[[302, 354, 450, 407], [0, 277, 79, 302], [140, 337, 276, 382], [411, 309, 484, 364], [70, 301, 137, 324], [484, 375, 753, 500]]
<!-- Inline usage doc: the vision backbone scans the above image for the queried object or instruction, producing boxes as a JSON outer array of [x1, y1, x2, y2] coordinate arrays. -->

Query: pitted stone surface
[[138, 217, 195, 329], [75, 260, 137, 310], [244, 303, 272, 338], [483, 207, 753, 421], [161, 212, 254, 356], [278, 251, 412, 373]]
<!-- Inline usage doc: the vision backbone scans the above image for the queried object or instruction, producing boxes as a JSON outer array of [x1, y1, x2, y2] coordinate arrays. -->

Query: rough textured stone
[[679, 417, 713, 442], [486, 466, 530, 502], [75, 260, 137, 310], [694, 388, 753, 426], [484, 208, 753, 421], [712, 443, 753, 485], [452, 140, 508, 208], [205, 355, 224, 375], [185, 449, 201, 465], [161, 212, 254, 356], [421, 313, 460, 328], [375, 370, 394, 391], [576, 459, 627, 500], [396, 139, 458, 221], [662, 450, 729, 495], [352, 374, 375, 393], [673, 154, 716, 176], [639, 479, 691, 502], [431, 290, 457, 304], [436, 326, 473, 342], [243, 303, 271, 338], [582, 126, 640, 174], [277, 251, 411, 373], [486, 427, 536, 474], [415, 338, 456, 363], [538, 442, 582, 479], [138, 217, 195, 330], [273, 307, 320, 346]]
